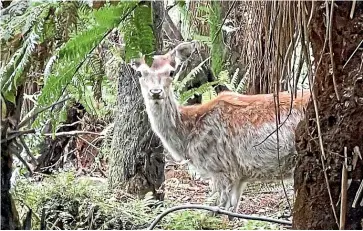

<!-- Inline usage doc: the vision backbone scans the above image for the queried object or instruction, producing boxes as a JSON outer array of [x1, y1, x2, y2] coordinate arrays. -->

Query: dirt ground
[[163, 164, 294, 229]]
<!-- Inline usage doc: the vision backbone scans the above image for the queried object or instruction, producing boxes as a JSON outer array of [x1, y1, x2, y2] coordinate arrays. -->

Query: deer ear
[[131, 55, 146, 71], [172, 41, 197, 62]]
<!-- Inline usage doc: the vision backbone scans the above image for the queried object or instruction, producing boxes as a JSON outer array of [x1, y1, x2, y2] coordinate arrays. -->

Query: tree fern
[[37, 3, 128, 107], [1, 4, 50, 103]]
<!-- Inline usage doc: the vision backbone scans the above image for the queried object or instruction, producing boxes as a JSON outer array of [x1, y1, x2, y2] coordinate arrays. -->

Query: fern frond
[[236, 68, 249, 93], [174, 57, 210, 92], [231, 68, 240, 87], [201, 86, 217, 103], [179, 80, 219, 105], [0, 5, 49, 103], [217, 70, 229, 83], [121, 3, 154, 63], [37, 3, 127, 107]]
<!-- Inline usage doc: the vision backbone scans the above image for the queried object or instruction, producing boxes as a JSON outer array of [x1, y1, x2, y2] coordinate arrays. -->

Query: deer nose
[[149, 89, 163, 99]]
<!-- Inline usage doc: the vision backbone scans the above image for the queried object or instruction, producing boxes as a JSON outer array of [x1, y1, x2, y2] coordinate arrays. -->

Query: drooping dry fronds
[[229, 1, 306, 95]]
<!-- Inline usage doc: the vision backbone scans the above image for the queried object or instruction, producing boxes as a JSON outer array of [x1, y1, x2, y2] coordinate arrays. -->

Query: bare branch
[[1, 129, 36, 143], [18, 97, 71, 129], [18, 136, 38, 165], [147, 204, 292, 230], [43, 131, 103, 137], [9, 144, 33, 175]]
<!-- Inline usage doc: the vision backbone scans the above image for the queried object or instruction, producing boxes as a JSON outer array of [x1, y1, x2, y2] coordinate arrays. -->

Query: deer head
[[132, 42, 197, 105]]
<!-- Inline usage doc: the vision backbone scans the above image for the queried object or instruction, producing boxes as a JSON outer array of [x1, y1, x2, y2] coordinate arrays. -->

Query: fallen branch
[[43, 130, 102, 137], [147, 204, 292, 230]]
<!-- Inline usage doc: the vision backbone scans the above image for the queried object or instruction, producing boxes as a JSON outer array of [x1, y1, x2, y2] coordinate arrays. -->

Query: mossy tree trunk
[[108, 2, 165, 200], [293, 2, 363, 229]]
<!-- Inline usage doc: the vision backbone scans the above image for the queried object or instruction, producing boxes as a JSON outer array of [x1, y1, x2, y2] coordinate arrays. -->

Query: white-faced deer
[[134, 42, 310, 213]]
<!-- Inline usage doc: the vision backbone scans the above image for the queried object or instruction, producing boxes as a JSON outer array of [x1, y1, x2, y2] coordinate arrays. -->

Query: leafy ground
[[12, 164, 293, 230], [163, 164, 293, 230]]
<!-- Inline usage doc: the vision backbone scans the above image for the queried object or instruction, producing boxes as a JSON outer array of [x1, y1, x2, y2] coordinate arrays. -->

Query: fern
[[37, 3, 127, 107], [201, 86, 217, 103], [1, 5, 50, 103], [236, 68, 249, 93], [122, 3, 155, 63], [174, 57, 210, 93], [31, 3, 129, 130], [179, 80, 220, 105], [230, 68, 240, 87]]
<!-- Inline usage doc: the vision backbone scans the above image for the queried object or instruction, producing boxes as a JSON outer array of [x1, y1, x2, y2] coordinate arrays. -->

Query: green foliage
[[162, 210, 230, 230], [37, 4, 126, 107], [175, 66, 243, 105], [239, 220, 280, 230], [122, 3, 155, 63], [209, 1, 224, 75], [33, 3, 129, 130], [179, 81, 220, 105], [174, 57, 211, 91], [11, 171, 163, 230], [1, 3, 51, 103]]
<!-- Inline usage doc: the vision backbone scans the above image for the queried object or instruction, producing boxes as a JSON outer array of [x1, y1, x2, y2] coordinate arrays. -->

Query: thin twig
[[327, 0, 340, 101], [339, 147, 348, 230], [147, 204, 292, 230], [211, 0, 236, 44], [343, 39, 363, 69], [350, 0, 356, 19], [19, 136, 38, 165], [9, 145, 33, 175], [273, 90, 292, 212]]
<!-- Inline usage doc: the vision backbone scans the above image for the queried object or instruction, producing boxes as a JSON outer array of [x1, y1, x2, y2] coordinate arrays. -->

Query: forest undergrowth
[[11, 168, 292, 230]]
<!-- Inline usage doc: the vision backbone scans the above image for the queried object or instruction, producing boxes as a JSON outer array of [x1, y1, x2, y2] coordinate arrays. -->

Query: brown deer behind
[[134, 42, 310, 213]]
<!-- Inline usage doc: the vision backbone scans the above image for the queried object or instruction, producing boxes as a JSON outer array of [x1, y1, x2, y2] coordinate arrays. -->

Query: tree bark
[[108, 3, 165, 200], [293, 2, 363, 229], [108, 65, 165, 200]]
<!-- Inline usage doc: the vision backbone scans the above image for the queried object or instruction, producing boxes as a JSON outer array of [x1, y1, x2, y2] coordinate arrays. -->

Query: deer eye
[[135, 71, 142, 78], [169, 70, 175, 77]]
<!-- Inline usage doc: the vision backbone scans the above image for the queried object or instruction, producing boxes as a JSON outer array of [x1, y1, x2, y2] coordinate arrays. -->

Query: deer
[[133, 41, 310, 214]]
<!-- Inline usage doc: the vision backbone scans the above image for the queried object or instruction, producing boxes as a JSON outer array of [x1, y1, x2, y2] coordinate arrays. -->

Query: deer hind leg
[[225, 180, 247, 220]]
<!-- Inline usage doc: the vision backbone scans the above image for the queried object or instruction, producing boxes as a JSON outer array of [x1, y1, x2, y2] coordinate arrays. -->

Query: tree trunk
[[293, 2, 363, 229], [108, 65, 165, 200], [1, 87, 23, 230], [108, 2, 165, 199]]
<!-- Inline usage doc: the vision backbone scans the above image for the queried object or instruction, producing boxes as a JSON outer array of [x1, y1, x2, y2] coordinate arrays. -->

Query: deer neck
[[144, 90, 187, 161]]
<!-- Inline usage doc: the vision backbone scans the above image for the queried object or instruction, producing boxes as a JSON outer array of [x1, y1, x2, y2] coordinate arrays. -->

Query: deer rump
[[135, 41, 310, 213]]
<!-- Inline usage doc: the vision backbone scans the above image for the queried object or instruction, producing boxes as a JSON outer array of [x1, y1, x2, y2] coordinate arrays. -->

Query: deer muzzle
[[149, 89, 164, 100]]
